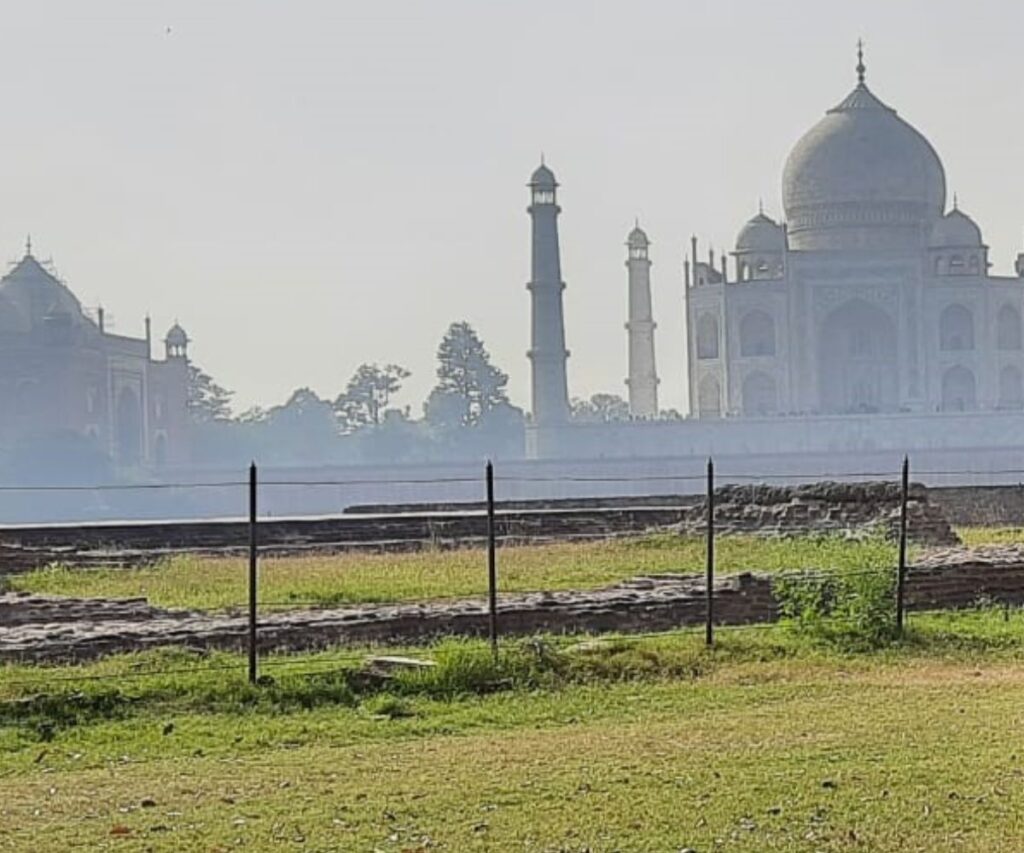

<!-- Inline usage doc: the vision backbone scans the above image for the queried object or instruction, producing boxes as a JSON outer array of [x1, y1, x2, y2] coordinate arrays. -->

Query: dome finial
[[953, 192, 959, 211], [856, 38, 866, 86], [24, 234, 32, 257], [758, 198, 764, 215]]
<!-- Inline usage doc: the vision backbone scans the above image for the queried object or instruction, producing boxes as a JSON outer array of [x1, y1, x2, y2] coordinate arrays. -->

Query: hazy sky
[[4, 0, 1024, 415]]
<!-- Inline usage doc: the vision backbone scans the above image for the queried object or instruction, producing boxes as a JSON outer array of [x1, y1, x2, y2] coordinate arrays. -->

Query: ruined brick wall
[[678, 481, 958, 546], [9, 548, 1024, 663], [928, 486, 1024, 528]]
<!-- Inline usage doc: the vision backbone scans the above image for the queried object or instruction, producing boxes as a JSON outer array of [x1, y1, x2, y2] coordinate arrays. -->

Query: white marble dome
[[929, 208, 983, 248], [782, 82, 946, 251], [735, 212, 786, 253]]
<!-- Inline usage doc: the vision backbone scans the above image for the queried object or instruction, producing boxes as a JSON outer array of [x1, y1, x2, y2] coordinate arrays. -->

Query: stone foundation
[[5, 545, 1024, 663]]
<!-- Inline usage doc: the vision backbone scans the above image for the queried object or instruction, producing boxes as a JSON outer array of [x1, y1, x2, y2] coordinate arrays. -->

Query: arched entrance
[[697, 374, 721, 418], [741, 371, 777, 415], [153, 434, 168, 467], [999, 365, 1023, 410], [998, 305, 1022, 351], [739, 311, 776, 357], [818, 300, 899, 413], [696, 314, 719, 360], [941, 366, 976, 412], [116, 386, 143, 466]]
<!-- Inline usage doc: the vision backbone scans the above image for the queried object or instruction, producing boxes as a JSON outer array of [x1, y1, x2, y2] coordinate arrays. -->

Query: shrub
[[774, 567, 898, 650]]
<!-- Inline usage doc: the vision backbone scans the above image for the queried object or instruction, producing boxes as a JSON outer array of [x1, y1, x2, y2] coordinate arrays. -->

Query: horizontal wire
[[0, 481, 246, 493], [496, 474, 707, 484], [0, 467, 1020, 495], [260, 477, 482, 487]]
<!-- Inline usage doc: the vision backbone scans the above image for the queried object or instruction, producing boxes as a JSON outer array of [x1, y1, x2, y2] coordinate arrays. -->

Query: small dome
[[929, 208, 983, 248], [529, 162, 557, 188], [627, 224, 649, 247], [165, 322, 188, 346], [735, 212, 786, 253]]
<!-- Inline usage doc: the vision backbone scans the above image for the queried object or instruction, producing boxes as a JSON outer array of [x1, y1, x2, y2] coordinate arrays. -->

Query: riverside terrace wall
[[6, 546, 1024, 662], [350, 485, 1024, 530]]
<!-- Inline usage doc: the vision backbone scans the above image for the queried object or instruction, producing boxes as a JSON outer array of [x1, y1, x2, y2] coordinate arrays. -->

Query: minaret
[[624, 222, 659, 417], [527, 161, 570, 429]]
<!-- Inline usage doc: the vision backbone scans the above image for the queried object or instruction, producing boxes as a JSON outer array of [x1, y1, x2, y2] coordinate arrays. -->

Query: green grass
[[4, 612, 1024, 850], [8, 533, 900, 611], [958, 526, 1024, 548]]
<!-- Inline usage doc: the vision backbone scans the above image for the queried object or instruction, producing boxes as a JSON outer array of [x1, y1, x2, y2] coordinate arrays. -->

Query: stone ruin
[[679, 480, 959, 546], [9, 544, 1024, 663]]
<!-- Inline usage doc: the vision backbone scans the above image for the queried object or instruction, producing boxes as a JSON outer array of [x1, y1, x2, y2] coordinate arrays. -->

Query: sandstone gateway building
[[526, 50, 1024, 459], [0, 245, 190, 470]]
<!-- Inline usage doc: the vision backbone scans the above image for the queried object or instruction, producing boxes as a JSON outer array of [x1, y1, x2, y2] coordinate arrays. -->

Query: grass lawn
[[4, 612, 1024, 850], [7, 533, 902, 611]]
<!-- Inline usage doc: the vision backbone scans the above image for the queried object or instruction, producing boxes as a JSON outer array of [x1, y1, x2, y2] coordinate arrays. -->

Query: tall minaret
[[527, 161, 570, 429], [624, 222, 659, 417]]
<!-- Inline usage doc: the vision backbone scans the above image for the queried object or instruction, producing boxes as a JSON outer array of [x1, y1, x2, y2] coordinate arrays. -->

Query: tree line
[[188, 321, 526, 466], [190, 319, 685, 467]]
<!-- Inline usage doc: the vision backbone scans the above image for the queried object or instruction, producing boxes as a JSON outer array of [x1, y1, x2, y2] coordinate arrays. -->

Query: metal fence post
[[896, 455, 909, 635], [706, 457, 715, 647], [248, 461, 259, 684], [486, 460, 498, 657]]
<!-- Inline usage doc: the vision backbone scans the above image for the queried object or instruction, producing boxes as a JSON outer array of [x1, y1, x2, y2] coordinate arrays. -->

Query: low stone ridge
[[0, 575, 776, 664], [0, 591, 190, 628], [4, 545, 1024, 663], [678, 480, 958, 546], [907, 544, 1024, 609]]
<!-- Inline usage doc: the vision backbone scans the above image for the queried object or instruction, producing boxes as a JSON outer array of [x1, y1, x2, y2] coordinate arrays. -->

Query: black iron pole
[[706, 457, 715, 647], [896, 455, 909, 634], [248, 461, 259, 684], [486, 460, 498, 657]]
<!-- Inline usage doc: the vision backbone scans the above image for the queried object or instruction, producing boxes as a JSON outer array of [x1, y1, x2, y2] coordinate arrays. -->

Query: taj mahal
[[525, 48, 1024, 461]]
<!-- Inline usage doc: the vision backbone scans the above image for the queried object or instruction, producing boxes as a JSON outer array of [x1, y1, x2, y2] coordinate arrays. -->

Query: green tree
[[571, 393, 630, 423], [429, 322, 509, 427], [335, 363, 411, 431], [187, 364, 234, 422]]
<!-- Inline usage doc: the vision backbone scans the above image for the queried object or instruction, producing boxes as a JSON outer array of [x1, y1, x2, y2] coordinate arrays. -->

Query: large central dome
[[782, 69, 946, 251]]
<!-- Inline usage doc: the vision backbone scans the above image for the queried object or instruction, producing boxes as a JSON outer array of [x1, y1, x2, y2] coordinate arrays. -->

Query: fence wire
[[4, 456, 1024, 694]]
